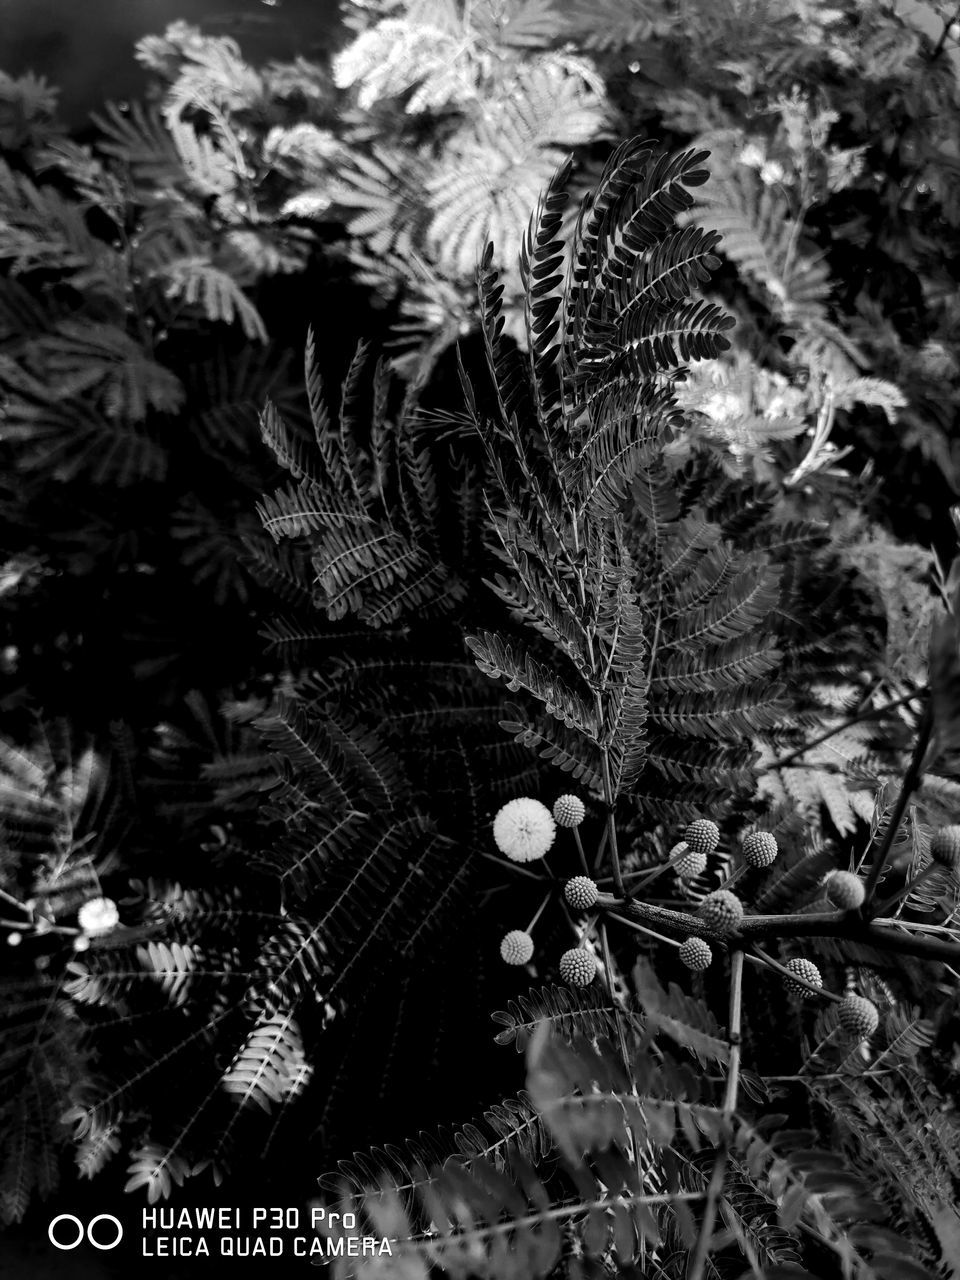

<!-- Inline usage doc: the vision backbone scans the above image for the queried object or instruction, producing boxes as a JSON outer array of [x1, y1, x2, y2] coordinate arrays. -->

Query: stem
[[871, 860, 940, 918], [599, 923, 640, 1172], [591, 824, 609, 875], [687, 950, 743, 1280], [525, 892, 552, 933], [595, 894, 960, 962], [750, 944, 842, 1001], [799, 1026, 839, 1078], [603, 795, 625, 900], [606, 911, 682, 949], [769, 687, 924, 770], [862, 701, 934, 912], [572, 827, 591, 877]]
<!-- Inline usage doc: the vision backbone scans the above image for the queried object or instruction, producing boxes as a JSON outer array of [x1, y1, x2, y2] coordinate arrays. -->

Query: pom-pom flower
[[559, 948, 597, 986], [696, 890, 743, 936], [679, 937, 712, 971], [838, 993, 879, 1040], [784, 957, 822, 999], [742, 831, 778, 869], [500, 930, 534, 965], [77, 896, 120, 937], [674, 847, 707, 879], [930, 826, 960, 870], [823, 871, 865, 910], [564, 876, 598, 909], [553, 795, 586, 828], [493, 799, 556, 863], [684, 819, 720, 855]]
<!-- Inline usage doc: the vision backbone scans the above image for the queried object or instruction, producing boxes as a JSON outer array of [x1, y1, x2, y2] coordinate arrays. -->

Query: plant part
[[493, 797, 556, 862], [697, 890, 744, 936], [683, 818, 720, 854], [837, 992, 880, 1040], [500, 930, 534, 965], [563, 876, 598, 910], [678, 936, 713, 971], [741, 829, 778, 868], [552, 794, 586, 827], [823, 869, 867, 909], [783, 957, 824, 999], [558, 947, 598, 987], [930, 824, 960, 870]]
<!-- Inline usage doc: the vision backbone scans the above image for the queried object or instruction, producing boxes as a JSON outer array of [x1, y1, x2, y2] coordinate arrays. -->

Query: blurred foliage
[[0, 1, 958, 1268]]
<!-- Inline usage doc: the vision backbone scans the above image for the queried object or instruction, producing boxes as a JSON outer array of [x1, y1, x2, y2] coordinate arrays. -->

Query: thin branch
[[768, 686, 924, 770], [599, 921, 640, 1171], [687, 949, 743, 1280], [862, 700, 934, 911], [595, 893, 960, 962]]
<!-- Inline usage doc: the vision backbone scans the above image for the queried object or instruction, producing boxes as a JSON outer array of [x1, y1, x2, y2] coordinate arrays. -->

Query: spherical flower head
[[493, 798, 556, 863], [679, 937, 712, 971], [500, 930, 534, 966], [674, 847, 707, 880], [77, 896, 119, 937], [742, 831, 778, 869], [684, 819, 720, 856], [823, 871, 865, 910], [553, 795, 586, 828], [930, 826, 960, 871], [697, 890, 743, 936], [784, 957, 823, 999], [73, 934, 91, 953], [559, 948, 597, 987], [838, 993, 879, 1040], [7, 931, 22, 947], [564, 876, 598, 910]]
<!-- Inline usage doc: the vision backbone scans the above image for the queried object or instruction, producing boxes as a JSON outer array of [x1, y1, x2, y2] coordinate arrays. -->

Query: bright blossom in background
[[77, 896, 120, 936], [493, 798, 556, 863]]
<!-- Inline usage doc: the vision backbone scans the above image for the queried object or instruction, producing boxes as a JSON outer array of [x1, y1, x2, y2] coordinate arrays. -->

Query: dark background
[[1, 3, 348, 1275], [0, 0, 342, 124]]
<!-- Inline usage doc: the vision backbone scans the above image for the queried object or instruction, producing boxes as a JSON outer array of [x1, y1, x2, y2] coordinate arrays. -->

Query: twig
[[862, 700, 934, 912], [687, 950, 743, 1280], [599, 922, 640, 1172], [768, 686, 924, 770], [595, 893, 960, 962], [871, 860, 941, 918], [572, 826, 591, 876], [749, 944, 842, 1001]]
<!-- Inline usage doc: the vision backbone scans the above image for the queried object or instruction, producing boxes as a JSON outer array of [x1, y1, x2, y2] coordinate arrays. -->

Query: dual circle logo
[[48, 1214, 124, 1250]]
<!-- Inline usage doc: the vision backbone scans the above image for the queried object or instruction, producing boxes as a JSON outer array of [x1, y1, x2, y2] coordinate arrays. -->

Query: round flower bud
[[674, 846, 708, 879], [493, 798, 556, 863], [553, 795, 586, 828], [930, 826, 960, 871], [7, 931, 22, 947], [679, 937, 712, 971], [823, 871, 865, 910], [742, 831, 778, 869], [77, 896, 119, 937], [838, 993, 879, 1040], [684, 819, 720, 855], [500, 930, 534, 966], [564, 876, 599, 910], [784, 957, 823, 999], [696, 890, 743, 936], [73, 935, 91, 954], [559, 948, 598, 987]]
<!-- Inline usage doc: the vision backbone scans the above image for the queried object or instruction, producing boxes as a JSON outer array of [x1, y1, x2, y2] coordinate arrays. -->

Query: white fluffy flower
[[493, 798, 556, 863], [77, 896, 119, 937], [738, 142, 766, 169]]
